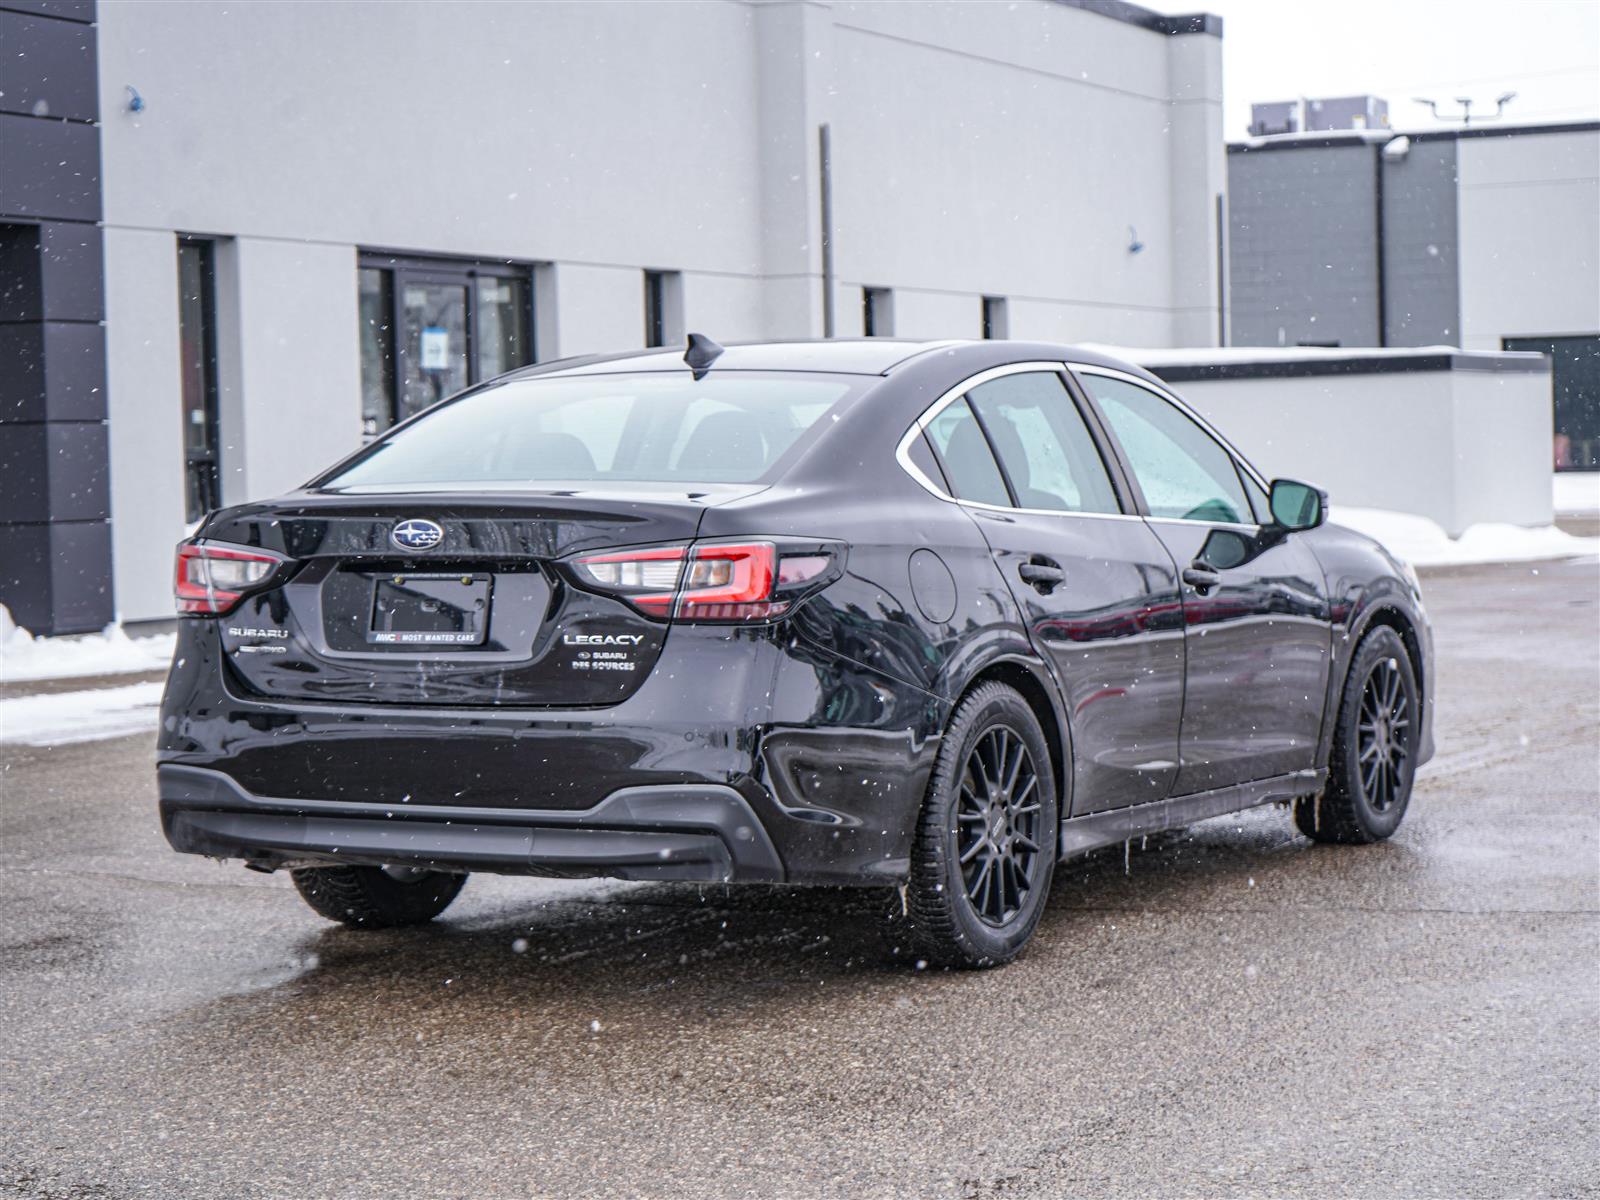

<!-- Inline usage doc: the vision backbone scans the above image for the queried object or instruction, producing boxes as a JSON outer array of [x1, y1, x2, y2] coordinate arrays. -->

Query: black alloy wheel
[[901, 681, 1059, 968], [956, 725, 1045, 926], [1356, 654, 1412, 812], [1296, 625, 1419, 844]]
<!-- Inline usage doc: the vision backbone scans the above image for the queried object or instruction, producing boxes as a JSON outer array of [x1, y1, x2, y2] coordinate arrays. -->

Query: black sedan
[[158, 337, 1434, 967]]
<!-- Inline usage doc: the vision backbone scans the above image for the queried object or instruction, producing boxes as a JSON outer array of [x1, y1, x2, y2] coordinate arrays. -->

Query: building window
[[177, 239, 220, 523], [863, 287, 894, 337], [981, 296, 1009, 340], [643, 269, 683, 349], [358, 252, 534, 436], [1504, 335, 1600, 471]]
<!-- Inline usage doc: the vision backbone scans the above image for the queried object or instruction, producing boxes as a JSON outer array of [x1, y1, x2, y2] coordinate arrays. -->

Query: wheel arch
[[1318, 600, 1429, 770], [1355, 604, 1427, 705], [948, 654, 1071, 825]]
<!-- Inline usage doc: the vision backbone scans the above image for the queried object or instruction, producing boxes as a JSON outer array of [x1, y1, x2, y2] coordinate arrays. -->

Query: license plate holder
[[368, 573, 491, 646]]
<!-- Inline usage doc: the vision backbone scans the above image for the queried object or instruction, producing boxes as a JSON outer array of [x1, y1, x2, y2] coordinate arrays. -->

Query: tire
[[899, 681, 1059, 968], [289, 864, 467, 929], [1296, 625, 1419, 844]]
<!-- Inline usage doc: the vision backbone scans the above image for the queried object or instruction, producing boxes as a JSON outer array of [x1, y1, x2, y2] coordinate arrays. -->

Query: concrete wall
[[1151, 358, 1554, 535], [1457, 128, 1600, 351], [91, 0, 1225, 621]]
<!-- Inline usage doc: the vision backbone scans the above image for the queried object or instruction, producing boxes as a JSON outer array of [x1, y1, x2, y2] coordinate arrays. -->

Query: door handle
[[1182, 564, 1221, 594], [1019, 559, 1066, 592]]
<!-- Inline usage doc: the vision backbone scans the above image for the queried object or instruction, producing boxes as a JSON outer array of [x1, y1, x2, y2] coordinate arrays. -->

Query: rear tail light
[[570, 540, 840, 623], [569, 545, 686, 618], [175, 541, 287, 614]]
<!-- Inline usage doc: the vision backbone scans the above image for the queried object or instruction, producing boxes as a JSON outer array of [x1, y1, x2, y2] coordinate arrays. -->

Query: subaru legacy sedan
[[158, 337, 1433, 967]]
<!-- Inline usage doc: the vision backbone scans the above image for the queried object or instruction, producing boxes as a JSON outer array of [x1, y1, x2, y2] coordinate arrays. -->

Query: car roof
[[501, 338, 1153, 381]]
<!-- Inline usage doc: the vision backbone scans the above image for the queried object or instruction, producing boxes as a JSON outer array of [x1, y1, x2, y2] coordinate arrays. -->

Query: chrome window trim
[[893, 361, 1146, 523], [1068, 362, 1270, 528]]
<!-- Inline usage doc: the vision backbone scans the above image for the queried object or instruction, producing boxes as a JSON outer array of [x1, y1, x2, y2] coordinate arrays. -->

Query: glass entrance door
[[400, 279, 470, 423], [359, 254, 534, 434]]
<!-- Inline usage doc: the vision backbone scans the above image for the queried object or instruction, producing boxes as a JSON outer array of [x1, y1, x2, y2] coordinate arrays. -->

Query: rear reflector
[[175, 542, 286, 614]]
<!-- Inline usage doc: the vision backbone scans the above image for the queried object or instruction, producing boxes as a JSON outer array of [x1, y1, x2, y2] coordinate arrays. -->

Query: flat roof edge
[[1147, 352, 1551, 383], [1053, 0, 1222, 38], [1230, 119, 1600, 153]]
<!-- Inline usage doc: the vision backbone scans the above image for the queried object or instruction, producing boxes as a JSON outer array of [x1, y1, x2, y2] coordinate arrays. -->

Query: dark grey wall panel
[[0, 0, 111, 635], [1227, 143, 1380, 348], [0, 111, 100, 220], [0, 222, 42, 317], [0, 219, 103, 320], [0, 420, 109, 521], [0, 519, 112, 634], [0, 10, 98, 121], [0, 321, 108, 421], [1382, 139, 1460, 347], [0, 1, 95, 22]]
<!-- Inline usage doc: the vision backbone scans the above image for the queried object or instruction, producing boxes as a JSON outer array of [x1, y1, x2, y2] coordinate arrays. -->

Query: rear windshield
[[320, 373, 860, 488]]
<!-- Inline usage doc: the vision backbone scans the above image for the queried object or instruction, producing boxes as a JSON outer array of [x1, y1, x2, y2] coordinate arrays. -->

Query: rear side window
[[1081, 374, 1251, 524], [320, 373, 858, 488], [925, 400, 1011, 507], [966, 372, 1120, 514]]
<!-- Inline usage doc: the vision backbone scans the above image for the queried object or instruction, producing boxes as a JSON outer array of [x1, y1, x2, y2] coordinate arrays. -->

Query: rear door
[[1074, 366, 1332, 795], [920, 365, 1186, 814]]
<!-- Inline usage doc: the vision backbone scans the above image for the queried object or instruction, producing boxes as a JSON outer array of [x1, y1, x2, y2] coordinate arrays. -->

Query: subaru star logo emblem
[[391, 518, 444, 552]]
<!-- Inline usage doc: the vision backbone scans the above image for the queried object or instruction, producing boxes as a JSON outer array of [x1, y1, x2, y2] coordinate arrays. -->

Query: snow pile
[[1553, 472, 1599, 516], [0, 681, 165, 746], [0, 606, 175, 684], [1330, 507, 1600, 567]]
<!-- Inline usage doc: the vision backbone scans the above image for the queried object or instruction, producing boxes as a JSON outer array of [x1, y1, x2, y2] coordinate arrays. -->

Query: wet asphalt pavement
[[3, 558, 1597, 1199]]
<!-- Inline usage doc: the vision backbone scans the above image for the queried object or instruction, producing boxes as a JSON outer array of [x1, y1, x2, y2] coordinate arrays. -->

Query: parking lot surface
[[2, 558, 1596, 1199]]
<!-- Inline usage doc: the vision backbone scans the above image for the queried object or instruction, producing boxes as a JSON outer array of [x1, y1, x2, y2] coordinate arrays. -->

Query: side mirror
[[1269, 479, 1327, 531], [1197, 527, 1254, 570]]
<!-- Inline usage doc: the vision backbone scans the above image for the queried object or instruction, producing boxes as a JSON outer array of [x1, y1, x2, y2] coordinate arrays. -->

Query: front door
[[1077, 368, 1332, 795], [922, 368, 1187, 814]]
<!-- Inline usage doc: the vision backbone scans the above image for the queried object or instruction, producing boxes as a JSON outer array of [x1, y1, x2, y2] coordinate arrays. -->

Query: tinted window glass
[[966, 373, 1120, 514], [322, 374, 856, 488], [1082, 375, 1250, 524], [925, 399, 1011, 507]]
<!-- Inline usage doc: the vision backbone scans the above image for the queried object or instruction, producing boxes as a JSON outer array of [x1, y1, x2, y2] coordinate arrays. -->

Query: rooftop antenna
[[683, 332, 724, 380], [1413, 91, 1517, 126]]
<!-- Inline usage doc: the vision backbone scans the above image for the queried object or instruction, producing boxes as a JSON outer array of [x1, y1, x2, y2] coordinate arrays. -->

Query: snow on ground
[[0, 606, 175, 683], [1553, 472, 1599, 516], [1331, 507, 1600, 567], [0, 681, 166, 747]]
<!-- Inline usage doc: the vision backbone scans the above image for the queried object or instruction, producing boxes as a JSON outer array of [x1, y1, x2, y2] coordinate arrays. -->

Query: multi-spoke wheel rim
[[955, 725, 1043, 927], [1357, 657, 1411, 812]]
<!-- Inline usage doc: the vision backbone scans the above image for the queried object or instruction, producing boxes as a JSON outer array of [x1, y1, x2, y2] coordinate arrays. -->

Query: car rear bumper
[[159, 764, 785, 883]]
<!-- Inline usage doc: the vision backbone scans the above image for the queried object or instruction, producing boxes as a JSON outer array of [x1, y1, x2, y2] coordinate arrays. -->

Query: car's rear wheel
[[899, 681, 1058, 968], [289, 864, 466, 929], [1296, 625, 1418, 844]]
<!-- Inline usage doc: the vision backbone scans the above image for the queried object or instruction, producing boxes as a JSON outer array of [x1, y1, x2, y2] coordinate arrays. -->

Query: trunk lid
[[203, 484, 754, 707]]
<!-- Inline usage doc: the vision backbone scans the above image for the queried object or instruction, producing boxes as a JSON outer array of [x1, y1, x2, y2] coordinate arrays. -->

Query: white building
[[1, 0, 1227, 632], [1226, 118, 1600, 472]]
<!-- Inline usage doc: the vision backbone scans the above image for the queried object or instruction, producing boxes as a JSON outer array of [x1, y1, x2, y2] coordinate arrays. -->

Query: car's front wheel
[[1296, 625, 1419, 844], [900, 681, 1058, 968], [289, 864, 466, 929]]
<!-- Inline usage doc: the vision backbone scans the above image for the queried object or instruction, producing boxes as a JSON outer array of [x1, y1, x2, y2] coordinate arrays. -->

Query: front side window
[[320, 373, 859, 489], [965, 372, 1120, 514], [1080, 374, 1251, 525]]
